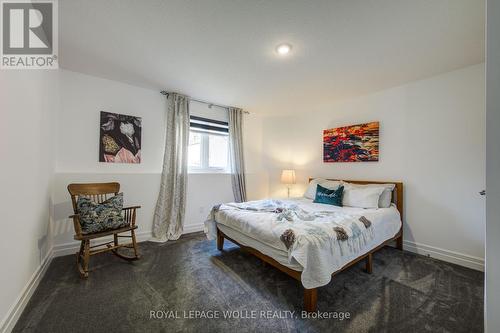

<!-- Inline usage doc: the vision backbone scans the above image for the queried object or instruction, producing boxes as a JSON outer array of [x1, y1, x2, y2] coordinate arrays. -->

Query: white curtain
[[228, 107, 247, 202], [152, 93, 190, 242]]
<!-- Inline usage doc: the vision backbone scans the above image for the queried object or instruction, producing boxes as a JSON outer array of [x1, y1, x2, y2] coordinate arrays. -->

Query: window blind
[[190, 115, 228, 134]]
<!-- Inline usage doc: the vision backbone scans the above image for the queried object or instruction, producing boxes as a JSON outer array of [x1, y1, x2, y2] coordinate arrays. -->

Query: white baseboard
[[0, 251, 53, 333], [51, 224, 204, 258], [52, 230, 153, 257], [182, 222, 204, 235], [403, 240, 484, 271]]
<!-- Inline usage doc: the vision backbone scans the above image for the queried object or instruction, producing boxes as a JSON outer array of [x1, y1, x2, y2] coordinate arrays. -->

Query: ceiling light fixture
[[276, 43, 292, 55]]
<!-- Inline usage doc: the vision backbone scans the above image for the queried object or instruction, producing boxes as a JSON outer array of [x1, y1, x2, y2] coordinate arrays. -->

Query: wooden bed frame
[[215, 178, 403, 312]]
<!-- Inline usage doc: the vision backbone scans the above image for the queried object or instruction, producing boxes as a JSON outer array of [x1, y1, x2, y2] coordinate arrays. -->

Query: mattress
[[217, 223, 304, 271], [206, 197, 402, 288]]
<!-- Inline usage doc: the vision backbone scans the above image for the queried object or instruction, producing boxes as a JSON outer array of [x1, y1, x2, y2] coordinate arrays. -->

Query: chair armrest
[[123, 206, 141, 210], [69, 214, 83, 238], [122, 206, 140, 226]]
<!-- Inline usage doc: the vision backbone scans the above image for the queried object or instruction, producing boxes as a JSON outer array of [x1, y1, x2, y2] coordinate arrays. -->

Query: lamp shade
[[280, 170, 296, 184]]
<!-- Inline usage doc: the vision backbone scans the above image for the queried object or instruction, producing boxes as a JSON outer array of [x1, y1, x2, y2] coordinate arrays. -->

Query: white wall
[[243, 112, 269, 200], [57, 71, 166, 174], [53, 70, 166, 248], [261, 64, 486, 269], [52, 70, 266, 250], [0, 70, 58, 331], [485, 0, 500, 330]]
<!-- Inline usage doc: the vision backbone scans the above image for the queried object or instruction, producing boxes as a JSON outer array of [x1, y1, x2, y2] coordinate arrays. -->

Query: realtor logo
[[1, 0, 58, 69]]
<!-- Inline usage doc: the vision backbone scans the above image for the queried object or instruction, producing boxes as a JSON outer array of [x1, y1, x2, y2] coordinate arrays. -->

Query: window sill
[[188, 170, 231, 175]]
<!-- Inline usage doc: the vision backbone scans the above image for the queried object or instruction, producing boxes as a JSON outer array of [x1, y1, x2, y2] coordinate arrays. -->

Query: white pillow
[[304, 178, 341, 199], [304, 178, 325, 199], [342, 186, 385, 209], [342, 181, 395, 208]]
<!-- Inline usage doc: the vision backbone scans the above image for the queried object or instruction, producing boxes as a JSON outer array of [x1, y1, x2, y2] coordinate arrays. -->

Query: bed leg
[[304, 288, 317, 312], [365, 253, 373, 274], [216, 228, 224, 251], [396, 234, 403, 251]]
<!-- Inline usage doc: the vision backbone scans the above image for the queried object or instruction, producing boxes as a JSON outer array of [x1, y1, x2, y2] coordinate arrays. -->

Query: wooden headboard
[[308, 178, 404, 221]]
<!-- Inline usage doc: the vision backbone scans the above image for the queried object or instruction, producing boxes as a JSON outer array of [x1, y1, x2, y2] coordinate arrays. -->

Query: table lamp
[[281, 169, 296, 198]]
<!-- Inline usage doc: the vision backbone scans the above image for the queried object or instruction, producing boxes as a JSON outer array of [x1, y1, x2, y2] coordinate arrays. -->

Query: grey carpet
[[14, 233, 483, 333]]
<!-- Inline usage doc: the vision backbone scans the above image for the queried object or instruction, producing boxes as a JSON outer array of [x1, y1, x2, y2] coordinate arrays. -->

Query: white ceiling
[[59, 0, 485, 115]]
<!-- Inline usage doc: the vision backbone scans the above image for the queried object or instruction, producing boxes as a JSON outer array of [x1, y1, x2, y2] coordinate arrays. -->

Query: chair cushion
[[76, 193, 128, 234]]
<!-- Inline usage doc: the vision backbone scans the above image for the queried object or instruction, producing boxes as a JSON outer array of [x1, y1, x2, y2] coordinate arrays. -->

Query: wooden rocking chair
[[68, 182, 141, 278]]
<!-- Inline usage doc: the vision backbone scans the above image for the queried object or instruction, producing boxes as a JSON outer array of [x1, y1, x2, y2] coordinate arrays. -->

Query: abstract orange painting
[[323, 122, 379, 162]]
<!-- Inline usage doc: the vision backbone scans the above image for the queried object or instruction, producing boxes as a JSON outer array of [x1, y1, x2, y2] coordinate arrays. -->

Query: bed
[[205, 179, 403, 312]]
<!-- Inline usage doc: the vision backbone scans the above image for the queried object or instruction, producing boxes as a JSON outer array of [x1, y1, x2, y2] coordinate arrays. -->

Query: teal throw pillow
[[313, 184, 344, 206]]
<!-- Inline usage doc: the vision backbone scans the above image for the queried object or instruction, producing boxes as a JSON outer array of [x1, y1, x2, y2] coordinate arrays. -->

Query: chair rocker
[[68, 182, 141, 278]]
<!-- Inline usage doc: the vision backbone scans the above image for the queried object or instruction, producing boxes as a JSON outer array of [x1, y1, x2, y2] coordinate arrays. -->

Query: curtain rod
[[160, 91, 249, 114]]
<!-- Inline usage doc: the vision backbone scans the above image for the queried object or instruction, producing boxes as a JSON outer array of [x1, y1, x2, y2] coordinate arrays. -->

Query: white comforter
[[205, 198, 401, 289]]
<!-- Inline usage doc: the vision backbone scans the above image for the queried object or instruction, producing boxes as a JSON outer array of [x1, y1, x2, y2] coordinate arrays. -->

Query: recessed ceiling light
[[276, 43, 292, 55]]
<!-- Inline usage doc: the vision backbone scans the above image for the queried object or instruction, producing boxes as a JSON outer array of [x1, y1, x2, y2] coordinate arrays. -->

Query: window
[[188, 116, 230, 173]]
